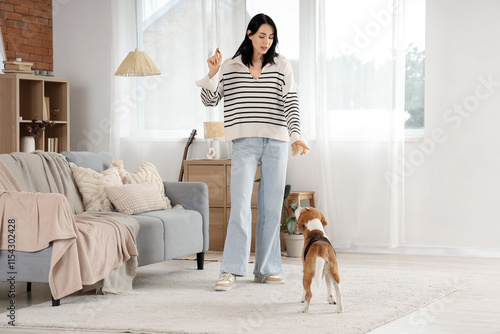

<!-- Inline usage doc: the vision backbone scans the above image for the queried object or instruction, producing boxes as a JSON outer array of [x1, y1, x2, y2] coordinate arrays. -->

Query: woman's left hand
[[292, 140, 310, 156]]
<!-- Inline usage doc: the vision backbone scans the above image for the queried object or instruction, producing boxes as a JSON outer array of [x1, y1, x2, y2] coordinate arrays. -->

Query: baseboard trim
[[337, 245, 500, 258]]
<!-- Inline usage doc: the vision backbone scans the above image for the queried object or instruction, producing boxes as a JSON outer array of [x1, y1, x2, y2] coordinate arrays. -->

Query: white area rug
[[2, 262, 481, 334]]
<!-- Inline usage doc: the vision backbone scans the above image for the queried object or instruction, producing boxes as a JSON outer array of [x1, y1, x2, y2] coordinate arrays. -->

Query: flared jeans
[[221, 137, 288, 277]]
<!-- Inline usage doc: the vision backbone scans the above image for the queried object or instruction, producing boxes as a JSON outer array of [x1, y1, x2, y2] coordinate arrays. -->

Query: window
[[140, 0, 206, 137], [138, 0, 245, 138], [403, 0, 425, 131], [138, 0, 301, 138], [324, 0, 425, 140], [135, 0, 424, 139]]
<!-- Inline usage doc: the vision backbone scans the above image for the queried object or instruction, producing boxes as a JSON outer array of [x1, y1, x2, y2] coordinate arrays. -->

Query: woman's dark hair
[[233, 13, 279, 67]]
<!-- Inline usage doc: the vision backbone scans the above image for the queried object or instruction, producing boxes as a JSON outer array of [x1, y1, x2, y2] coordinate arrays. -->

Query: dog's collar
[[303, 235, 333, 261]]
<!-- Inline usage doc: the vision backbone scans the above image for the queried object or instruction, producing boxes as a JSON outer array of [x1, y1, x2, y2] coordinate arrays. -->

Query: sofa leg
[[52, 297, 60, 307], [196, 252, 204, 270], [27, 282, 32, 292]]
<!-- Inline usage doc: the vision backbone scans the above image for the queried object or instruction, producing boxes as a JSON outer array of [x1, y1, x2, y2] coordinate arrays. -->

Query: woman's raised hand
[[208, 48, 222, 79]]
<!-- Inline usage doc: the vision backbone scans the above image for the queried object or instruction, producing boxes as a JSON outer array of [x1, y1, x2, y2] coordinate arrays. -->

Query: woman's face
[[248, 23, 274, 57]]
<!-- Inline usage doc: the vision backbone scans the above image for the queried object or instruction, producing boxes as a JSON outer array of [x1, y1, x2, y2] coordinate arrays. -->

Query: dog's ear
[[321, 213, 328, 227], [297, 219, 304, 230], [297, 214, 306, 230], [296, 207, 307, 229]]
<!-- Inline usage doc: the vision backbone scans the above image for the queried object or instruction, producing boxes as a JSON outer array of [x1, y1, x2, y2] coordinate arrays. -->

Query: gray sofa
[[0, 151, 209, 305]]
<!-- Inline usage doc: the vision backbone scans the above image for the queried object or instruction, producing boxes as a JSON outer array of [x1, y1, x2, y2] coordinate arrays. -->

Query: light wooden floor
[[1, 252, 499, 333]]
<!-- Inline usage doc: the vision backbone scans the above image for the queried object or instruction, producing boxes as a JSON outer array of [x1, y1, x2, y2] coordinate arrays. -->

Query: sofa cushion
[[0, 247, 52, 282], [139, 209, 204, 260], [62, 151, 115, 172], [111, 160, 172, 208], [106, 183, 167, 215], [69, 163, 122, 212], [132, 215, 165, 266]]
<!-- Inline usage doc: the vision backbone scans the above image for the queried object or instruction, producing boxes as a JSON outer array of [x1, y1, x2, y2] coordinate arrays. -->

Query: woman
[[196, 13, 309, 291]]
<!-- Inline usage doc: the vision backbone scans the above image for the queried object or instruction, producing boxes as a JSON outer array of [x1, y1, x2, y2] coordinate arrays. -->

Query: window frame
[[131, 0, 425, 142]]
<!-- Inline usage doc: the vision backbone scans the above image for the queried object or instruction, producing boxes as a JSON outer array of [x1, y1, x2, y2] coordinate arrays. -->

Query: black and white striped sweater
[[196, 55, 301, 143]]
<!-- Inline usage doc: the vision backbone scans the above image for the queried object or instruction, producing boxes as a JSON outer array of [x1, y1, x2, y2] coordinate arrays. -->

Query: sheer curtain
[[315, 0, 405, 248], [110, 0, 243, 159], [110, 0, 406, 248], [111, 0, 137, 156]]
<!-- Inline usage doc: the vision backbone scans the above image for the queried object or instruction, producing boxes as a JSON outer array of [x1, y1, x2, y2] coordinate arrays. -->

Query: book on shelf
[[2, 69, 35, 74], [3, 60, 33, 65], [43, 97, 50, 120], [4, 64, 32, 71], [47, 137, 59, 153], [3, 60, 34, 73]]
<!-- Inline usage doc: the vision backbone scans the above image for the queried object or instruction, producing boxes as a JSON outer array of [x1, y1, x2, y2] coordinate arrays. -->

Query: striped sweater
[[196, 54, 301, 143]]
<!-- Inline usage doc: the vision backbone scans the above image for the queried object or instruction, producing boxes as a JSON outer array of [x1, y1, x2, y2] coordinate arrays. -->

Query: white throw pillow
[[106, 183, 167, 215], [111, 160, 172, 208], [69, 163, 122, 212]]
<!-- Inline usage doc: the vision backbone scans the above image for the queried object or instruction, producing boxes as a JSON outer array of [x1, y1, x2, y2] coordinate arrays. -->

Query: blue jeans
[[221, 137, 288, 277]]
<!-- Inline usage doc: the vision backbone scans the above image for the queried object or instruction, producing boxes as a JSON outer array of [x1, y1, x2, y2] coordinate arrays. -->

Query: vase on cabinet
[[20, 136, 35, 153]]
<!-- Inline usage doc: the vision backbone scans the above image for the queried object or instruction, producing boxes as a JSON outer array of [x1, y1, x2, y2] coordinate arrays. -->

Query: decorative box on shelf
[[2, 60, 34, 74]]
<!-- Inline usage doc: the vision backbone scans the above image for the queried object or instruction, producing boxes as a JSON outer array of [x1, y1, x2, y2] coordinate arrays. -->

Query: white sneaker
[[215, 273, 235, 291], [254, 274, 285, 284]]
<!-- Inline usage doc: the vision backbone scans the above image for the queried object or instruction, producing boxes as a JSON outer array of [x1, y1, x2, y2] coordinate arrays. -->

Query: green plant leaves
[[284, 184, 291, 201], [282, 216, 296, 235]]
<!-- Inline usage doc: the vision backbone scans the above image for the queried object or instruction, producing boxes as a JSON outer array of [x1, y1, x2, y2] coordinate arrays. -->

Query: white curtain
[[110, 0, 406, 248], [111, 0, 137, 157], [110, 0, 243, 160], [315, 0, 406, 248]]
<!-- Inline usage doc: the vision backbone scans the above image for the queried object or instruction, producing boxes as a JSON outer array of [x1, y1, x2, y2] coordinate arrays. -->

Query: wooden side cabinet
[[183, 159, 260, 251], [0, 73, 70, 153]]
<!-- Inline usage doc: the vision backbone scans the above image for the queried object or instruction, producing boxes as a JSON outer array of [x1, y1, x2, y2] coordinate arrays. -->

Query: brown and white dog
[[295, 207, 343, 313]]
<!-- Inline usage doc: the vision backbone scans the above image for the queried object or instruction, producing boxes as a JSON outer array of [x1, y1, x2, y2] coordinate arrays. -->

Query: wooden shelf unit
[[0, 73, 70, 153], [183, 159, 261, 251]]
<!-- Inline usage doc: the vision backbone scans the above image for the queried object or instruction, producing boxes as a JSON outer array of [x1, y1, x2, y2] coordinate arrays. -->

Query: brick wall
[[0, 0, 53, 71]]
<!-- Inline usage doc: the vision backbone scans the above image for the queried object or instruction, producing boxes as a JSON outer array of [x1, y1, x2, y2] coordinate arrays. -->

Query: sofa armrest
[[163, 181, 209, 252]]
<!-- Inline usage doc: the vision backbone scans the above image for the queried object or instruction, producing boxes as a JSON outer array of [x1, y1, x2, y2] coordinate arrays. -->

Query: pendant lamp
[[114, 0, 161, 76]]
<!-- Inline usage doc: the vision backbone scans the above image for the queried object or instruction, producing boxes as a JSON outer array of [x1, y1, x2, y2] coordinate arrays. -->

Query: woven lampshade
[[114, 48, 161, 77], [204, 122, 225, 139]]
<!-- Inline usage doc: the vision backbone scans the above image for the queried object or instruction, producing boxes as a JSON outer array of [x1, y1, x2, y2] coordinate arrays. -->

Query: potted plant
[[21, 119, 54, 152], [254, 180, 304, 257], [281, 184, 304, 257]]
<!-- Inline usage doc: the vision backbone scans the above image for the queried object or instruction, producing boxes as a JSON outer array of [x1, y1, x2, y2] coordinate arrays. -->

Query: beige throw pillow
[[111, 160, 172, 208], [69, 163, 122, 212], [106, 183, 167, 215]]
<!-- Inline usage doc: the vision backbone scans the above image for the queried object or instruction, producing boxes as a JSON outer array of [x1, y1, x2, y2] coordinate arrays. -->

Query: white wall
[[53, 0, 113, 152], [54, 0, 500, 254], [403, 0, 500, 251], [53, 0, 203, 175]]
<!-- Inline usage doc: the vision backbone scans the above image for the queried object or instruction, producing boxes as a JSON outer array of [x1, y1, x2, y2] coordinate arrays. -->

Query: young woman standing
[[196, 13, 309, 291]]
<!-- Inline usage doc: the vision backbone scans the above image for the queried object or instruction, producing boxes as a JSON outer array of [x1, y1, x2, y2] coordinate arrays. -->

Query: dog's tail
[[315, 257, 325, 288]]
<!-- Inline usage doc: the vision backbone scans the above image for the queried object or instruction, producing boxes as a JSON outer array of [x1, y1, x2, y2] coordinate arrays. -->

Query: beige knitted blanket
[[0, 159, 138, 299]]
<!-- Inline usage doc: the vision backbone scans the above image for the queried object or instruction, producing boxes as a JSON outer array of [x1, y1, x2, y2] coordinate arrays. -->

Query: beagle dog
[[295, 207, 343, 313]]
